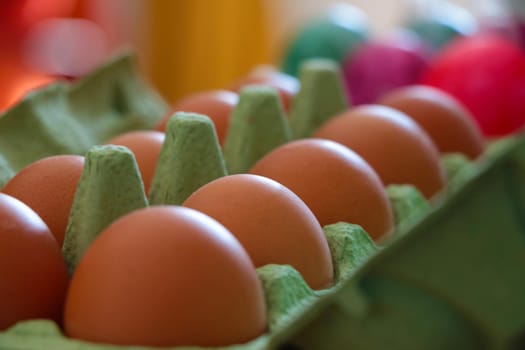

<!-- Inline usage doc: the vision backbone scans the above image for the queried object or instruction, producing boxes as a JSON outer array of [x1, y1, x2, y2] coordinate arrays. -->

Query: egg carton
[[0, 53, 167, 188], [0, 53, 524, 350]]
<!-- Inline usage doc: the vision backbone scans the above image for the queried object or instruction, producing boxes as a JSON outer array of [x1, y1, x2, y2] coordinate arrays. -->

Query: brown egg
[[64, 206, 266, 347], [183, 174, 333, 290], [0, 193, 69, 330], [250, 139, 394, 241], [156, 90, 238, 145], [105, 131, 165, 194], [229, 66, 299, 112], [314, 105, 446, 198], [378, 85, 485, 159], [2, 155, 84, 246]]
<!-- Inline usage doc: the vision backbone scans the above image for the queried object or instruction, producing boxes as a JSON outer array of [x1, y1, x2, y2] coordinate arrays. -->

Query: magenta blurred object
[[342, 31, 430, 105]]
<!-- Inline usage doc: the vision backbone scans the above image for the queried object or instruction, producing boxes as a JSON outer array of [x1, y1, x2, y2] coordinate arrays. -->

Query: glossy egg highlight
[[250, 139, 394, 241], [183, 174, 334, 290], [378, 85, 485, 159], [314, 105, 446, 198]]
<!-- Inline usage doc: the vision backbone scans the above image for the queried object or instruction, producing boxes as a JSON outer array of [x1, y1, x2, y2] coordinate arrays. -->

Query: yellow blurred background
[[141, 1, 271, 105]]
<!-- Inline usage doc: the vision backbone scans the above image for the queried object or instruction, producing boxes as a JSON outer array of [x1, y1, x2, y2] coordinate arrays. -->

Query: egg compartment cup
[[0, 52, 168, 189], [0, 53, 523, 349]]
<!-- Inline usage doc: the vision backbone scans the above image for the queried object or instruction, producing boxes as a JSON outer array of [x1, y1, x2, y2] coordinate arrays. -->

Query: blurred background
[[0, 0, 524, 111]]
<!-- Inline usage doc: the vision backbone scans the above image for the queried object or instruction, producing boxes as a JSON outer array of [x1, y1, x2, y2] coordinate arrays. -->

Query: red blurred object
[[0, 0, 75, 36], [20, 0, 76, 26], [421, 34, 525, 137], [0, 0, 132, 112], [0, 0, 76, 111]]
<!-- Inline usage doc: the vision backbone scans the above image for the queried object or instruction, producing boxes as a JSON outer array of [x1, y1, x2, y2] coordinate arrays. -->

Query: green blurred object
[[282, 3, 369, 77], [403, 1, 477, 51]]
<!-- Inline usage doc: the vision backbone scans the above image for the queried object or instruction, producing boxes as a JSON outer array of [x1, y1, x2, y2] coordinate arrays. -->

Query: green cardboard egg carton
[[0, 53, 524, 350]]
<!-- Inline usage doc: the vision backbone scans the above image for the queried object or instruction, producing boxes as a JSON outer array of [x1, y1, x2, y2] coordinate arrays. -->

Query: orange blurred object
[[0, 72, 55, 112]]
